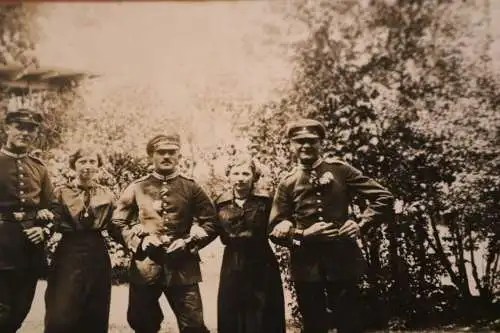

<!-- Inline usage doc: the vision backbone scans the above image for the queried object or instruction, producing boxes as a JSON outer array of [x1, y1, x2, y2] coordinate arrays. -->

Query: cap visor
[[9, 119, 40, 126], [154, 143, 180, 150], [291, 133, 320, 140]]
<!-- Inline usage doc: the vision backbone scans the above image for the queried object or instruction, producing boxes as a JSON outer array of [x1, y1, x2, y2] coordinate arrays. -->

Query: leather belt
[[0, 211, 38, 222]]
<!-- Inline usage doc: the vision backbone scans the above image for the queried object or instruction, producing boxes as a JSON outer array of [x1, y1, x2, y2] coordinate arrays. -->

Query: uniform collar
[[0, 147, 28, 159], [151, 170, 179, 181], [298, 157, 323, 170]]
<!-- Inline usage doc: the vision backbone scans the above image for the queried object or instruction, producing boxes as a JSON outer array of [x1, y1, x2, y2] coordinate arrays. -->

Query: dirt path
[[19, 240, 298, 333]]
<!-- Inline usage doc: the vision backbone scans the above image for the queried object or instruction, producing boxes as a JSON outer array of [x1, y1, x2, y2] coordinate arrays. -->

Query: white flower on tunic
[[152, 200, 163, 212], [319, 171, 335, 185]]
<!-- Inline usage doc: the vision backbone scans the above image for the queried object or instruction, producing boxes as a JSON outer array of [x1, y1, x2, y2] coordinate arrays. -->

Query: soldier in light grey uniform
[[111, 133, 216, 333], [269, 118, 394, 333]]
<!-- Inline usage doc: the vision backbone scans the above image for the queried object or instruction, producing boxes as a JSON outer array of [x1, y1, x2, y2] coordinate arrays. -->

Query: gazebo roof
[[0, 64, 99, 95]]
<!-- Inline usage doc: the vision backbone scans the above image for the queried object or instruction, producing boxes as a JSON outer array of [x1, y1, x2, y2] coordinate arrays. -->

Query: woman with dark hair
[[215, 156, 286, 333], [44, 148, 115, 333]]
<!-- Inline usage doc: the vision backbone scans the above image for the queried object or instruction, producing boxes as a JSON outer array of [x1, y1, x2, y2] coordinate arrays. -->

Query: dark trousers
[[0, 269, 38, 333], [128, 282, 209, 333], [295, 280, 364, 333], [44, 233, 111, 333]]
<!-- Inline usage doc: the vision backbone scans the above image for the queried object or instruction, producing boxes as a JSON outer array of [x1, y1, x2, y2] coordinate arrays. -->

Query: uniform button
[[19, 174, 24, 178], [162, 182, 168, 186], [17, 160, 21, 164], [162, 195, 168, 200], [20, 182, 24, 186], [316, 192, 321, 196], [316, 199, 322, 203], [318, 208, 323, 212], [318, 216, 324, 221], [21, 198, 26, 203], [20, 191, 24, 195]]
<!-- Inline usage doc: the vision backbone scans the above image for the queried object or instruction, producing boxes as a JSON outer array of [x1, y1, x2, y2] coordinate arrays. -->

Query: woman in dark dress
[[44, 148, 115, 333], [215, 156, 286, 333]]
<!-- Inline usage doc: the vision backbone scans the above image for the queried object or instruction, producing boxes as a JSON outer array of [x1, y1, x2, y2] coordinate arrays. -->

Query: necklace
[[79, 187, 92, 218]]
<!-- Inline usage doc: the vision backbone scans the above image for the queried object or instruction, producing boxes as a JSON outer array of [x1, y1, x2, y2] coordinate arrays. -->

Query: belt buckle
[[12, 212, 26, 221]]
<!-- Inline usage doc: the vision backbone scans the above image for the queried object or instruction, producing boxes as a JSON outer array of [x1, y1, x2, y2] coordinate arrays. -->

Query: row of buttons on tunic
[[315, 191, 324, 221], [17, 159, 27, 209], [161, 182, 170, 222]]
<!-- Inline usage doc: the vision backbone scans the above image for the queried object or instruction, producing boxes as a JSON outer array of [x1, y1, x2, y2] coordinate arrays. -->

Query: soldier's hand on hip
[[141, 234, 163, 251], [24, 226, 45, 245], [304, 222, 335, 239], [166, 238, 187, 254], [270, 220, 294, 238], [36, 209, 54, 221], [338, 220, 360, 239]]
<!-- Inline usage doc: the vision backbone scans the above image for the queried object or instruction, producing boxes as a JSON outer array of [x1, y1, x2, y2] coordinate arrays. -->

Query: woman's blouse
[[51, 183, 115, 233]]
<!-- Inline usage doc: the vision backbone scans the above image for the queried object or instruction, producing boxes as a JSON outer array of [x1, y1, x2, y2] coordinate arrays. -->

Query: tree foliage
[[245, 0, 499, 329], [0, 3, 38, 67], [0, 3, 83, 152]]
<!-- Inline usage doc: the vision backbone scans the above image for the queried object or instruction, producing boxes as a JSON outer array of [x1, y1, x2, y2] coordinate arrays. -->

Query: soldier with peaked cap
[[269, 118, 394, 333], [110, 133, 217, 333], [0, 108, 55, 333]]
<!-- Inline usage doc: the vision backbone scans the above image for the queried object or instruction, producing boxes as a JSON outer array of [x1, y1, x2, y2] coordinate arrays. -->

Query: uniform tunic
[[44, 183, 115, 333], [0, 148, 54, 333], [111, 171, 216, 333], [269, 157, 394, 282], [215, 190, 285, 333], [269, 157, 394, 333]]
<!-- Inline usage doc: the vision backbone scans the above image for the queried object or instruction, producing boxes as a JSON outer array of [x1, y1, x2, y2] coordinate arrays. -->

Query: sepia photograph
[[0, 1, 499, 332]]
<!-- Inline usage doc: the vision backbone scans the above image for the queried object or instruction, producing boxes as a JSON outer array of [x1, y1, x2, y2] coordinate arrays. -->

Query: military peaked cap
[[5, 108, 43, 126], [146, 133, 181, 156], [286, 118, 326, 140]]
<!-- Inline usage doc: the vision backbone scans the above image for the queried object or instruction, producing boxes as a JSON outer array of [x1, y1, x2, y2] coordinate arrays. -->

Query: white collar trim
[[0, 147, 27, 159]]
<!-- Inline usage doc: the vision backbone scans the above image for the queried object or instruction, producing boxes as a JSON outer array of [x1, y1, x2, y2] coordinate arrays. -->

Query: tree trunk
[[449, 216, 472, 299], [428, 213, 462, 291], [387, 213, 411, 320], [469, 236, 482, 294], [467, 221, 496, 322], [485, 235, 500, 298], [415, 217, 428, 291]]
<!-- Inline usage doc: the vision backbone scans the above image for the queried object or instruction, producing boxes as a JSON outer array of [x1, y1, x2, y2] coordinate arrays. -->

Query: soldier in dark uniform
[[0, 108, 55, 333], [269, 118, 394, 333], [110, 133, 216, 333]]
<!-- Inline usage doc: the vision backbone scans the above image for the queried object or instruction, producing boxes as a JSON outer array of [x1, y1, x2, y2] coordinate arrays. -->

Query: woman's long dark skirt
[[44, 231, 111, 333], [217, 247, 286, 333]]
